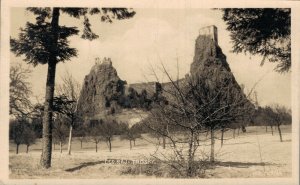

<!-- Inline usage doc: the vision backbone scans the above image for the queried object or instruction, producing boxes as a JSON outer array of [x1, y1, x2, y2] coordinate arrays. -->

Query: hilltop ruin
[[77, 25, 247, 120]]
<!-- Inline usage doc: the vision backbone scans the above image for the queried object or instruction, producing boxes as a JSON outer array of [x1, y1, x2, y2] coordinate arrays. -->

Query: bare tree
[[264, 105, 291, 142], [88, 120, 103, 153], [22, 125, 37, 153], [74, 124, 87, 149], [99, 118, 120, 152], [142, 64, 254, 177], [9, 64, 33, 118], [220, 125, 230, 147], [56, 72, 81, 155], [52, 116, 68, 153], [9, 65, 39, 153], [144, 115, 170, 149], [120, 122, 142, 150]]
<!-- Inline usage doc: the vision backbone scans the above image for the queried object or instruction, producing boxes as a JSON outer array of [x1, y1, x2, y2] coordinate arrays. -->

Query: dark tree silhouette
[[22, 125, 37, 153], [30, 103, 44, 138], [10, 7, 135, 168], [9, 119, 27, 154], [221, 8, 291, 73], [9, 118, 37, 154], [127, 87, 139, 108]]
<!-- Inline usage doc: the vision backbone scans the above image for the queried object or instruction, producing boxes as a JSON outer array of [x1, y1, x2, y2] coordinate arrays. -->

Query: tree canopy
[[11, 8, 136, 66], [221, 8, 291, 73]]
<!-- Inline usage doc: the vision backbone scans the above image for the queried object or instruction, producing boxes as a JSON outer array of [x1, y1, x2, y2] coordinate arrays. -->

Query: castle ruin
[[199, 25, 218, 44]]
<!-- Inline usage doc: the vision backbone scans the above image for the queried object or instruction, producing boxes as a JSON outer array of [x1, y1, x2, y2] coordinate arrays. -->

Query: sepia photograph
[[0, 0, 299, 184]]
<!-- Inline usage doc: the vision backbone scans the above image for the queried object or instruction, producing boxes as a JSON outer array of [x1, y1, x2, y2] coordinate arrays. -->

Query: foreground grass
[[9, 125, 292, 178]]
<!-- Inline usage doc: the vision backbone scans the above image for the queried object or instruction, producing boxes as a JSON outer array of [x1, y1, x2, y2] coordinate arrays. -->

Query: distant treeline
[[104, 82, 167, 114]]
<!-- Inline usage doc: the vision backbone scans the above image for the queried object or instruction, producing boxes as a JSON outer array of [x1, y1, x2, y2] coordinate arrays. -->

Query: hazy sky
[[10, 8, 291, 108]]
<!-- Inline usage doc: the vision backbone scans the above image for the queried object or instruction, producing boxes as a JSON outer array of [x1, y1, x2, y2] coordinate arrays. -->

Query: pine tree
[[10, 8, 135, 168], [221, 8, 291, 73]]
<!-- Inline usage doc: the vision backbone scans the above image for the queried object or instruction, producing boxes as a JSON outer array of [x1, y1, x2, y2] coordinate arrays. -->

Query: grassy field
[[9, 125, 292, 179]]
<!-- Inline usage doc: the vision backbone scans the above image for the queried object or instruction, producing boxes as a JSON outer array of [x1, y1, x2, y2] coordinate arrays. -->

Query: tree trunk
[[67, 124, 73, 155], [271, 125, 274, 135], [16, 144, 19, 154], [233, 129, 236, 139], [278, 124, 283, 142], [210, 128, 215, 163], [60, 142, 62, 153], [80, 140, 83, 149], [133, 139, 136, 146], [26, 145, 29, 153], [108, 138, 112, 152], [196, 134, 200, 146], [242, 126, 246, 133], [187, 130, 195, 177], [206, 130, 209, 138], [95, 142, 98, 153], [130, 140, 132, 150], [237, 127, 240, 136], [221, 128, 224, 147], [40, 8, 60, 169], [162, 136, 166, 149]]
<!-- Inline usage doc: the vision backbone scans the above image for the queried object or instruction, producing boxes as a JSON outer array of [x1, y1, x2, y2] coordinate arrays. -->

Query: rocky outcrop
[[188, 26, 241, 92], [191, 25, 230, 76], [77, 58, 126, 119], [77, 25, 253, 121], [189, 25, 253, 118]]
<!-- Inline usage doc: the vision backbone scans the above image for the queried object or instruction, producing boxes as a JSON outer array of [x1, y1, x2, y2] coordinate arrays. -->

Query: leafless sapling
[[56, 72, 81, 155], [88, 120, 104, 153], [120, 122, 142, 150], [52, 116, 68, 153]]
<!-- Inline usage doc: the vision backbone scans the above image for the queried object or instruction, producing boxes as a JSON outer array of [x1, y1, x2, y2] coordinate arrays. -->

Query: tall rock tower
[[190, 25, 230, 76], [77, 58, 126, 119], [198, 25, 218, 44], [76, 26, 254, 122], [190, 25, 253, 114]]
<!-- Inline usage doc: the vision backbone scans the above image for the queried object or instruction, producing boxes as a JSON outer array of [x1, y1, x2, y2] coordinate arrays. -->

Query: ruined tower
[[199, 25, 218, 44], [190, 25, 230, 76]]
